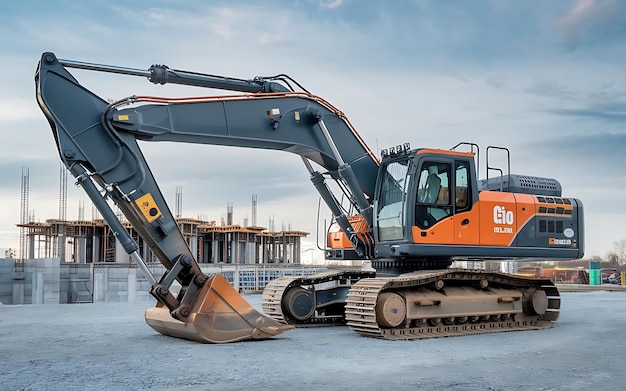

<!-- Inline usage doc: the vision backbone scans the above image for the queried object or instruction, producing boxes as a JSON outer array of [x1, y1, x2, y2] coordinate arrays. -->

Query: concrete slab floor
[[1, 291, 625, 391]]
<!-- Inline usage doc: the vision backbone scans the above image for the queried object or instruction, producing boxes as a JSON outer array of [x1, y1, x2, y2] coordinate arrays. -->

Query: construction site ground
[[1, 290, 625, 391]]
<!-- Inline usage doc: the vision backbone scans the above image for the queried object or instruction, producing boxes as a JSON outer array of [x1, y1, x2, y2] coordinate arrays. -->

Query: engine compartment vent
[[478, 174, 562, 197]]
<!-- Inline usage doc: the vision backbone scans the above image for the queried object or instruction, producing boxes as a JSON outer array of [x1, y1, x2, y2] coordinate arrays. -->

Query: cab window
[[415, 162, 451, 229], [377, 160, 411, 241], [455, 161, 470, 211]]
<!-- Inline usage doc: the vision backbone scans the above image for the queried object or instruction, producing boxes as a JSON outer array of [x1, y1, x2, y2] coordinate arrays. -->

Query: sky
[[0, 0, 624, 262]]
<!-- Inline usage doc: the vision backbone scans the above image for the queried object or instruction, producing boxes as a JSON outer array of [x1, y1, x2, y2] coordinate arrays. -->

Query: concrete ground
[[1, 291, 625, 391]]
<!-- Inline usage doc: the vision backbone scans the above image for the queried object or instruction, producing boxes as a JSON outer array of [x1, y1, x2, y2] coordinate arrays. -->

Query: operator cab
[[372, 143, 583, 268], [375, 144, 477, 244]]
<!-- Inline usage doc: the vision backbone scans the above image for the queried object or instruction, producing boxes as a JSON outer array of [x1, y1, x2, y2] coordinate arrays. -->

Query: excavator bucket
[[145, 274, 293, 343]]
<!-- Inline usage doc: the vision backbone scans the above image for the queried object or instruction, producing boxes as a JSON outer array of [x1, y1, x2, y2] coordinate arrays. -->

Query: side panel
[[514, 193, 537, 246], [478, 191, 517, 246], [411, 216, 455, 244], [528, 196, 581, 250], [411, 209, 480, 245], [453, 208, 480, 245]]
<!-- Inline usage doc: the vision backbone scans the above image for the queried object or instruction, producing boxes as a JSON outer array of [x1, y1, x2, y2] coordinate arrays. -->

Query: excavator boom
[[35, 52, 382, 343], [35, 52, 299, 343]]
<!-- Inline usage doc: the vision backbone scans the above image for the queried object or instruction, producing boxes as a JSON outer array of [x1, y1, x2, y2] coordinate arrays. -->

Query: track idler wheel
[[283, 287, 316, 321], [522, 288, 549, 315], [375, 292, 407, 328]]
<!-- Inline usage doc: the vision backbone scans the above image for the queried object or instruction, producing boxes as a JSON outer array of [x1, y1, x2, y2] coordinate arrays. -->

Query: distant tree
[[607, 252, 619, 267], [589, 255, 602, 262], [608, 239, 626, 266]]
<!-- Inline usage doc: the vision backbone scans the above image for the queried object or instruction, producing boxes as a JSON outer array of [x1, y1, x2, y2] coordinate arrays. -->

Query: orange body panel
[[411, 191, 542, 247], [411, 209, 481, 245], [328, 215, 369, 249], [453, 208, 481, 245], [411, 216, 455, 244], [334, 193, 577, 251], [515, 193, 536, 233], [478, 191, 517, 246]]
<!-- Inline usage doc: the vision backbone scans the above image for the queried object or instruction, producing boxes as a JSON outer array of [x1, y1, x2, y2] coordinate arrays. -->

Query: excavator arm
[[35, 52, 378, 342]]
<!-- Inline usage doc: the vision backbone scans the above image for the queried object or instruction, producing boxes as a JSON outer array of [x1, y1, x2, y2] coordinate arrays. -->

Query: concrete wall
[[0, 259, 14, 304], [59, 263, 93, 304], [1, 258, 62, 304], [93, 266, 153, 303], [0, 258, 328, 305], [24, 258, 61, 304]]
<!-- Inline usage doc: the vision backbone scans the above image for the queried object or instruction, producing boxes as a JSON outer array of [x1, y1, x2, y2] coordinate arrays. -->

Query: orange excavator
[[35, 52, 584, 342]]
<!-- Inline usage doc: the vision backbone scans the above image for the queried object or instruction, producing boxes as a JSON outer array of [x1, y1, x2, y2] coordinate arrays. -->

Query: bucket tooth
[[145, 274, 293, 343]]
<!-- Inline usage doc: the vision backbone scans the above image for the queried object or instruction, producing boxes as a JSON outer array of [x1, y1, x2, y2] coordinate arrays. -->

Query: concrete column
[[93, 267, 106, 302], [246, 243, 256, 265], [259, 237, 265, 264], [232, 237, 238, 264], [188, 236, 198, 259], [211, 239, 218, 263], [28, 236, 35, 259], [76, 237, 87, 263], [92, 235, 100, 263], [128, 268, 137, 303], [294, 238, 300, 264], [32, 272, 44, 305], [115, 239, 127, 263], [12, 274, 24, 305]]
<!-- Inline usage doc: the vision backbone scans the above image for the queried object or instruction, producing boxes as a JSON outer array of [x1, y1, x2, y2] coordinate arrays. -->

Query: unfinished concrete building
[[18, 218, 308, 265], [16, 168, 308, 265]]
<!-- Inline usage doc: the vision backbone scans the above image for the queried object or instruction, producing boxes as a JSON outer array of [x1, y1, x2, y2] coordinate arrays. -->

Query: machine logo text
[[493, 205, 514, 225]]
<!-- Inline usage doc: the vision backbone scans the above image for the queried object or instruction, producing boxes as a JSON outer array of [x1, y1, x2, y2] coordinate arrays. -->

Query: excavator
[[35, 52, 584, 343]]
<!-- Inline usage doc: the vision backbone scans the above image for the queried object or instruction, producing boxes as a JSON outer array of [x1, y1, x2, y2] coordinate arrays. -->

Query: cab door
[[412, 160, 455, 244], [453, 160, 480, 245]]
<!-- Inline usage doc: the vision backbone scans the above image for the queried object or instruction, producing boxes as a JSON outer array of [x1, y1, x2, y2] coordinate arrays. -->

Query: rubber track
[[345, 269, 560, 340], [262, 270, 375, 326]]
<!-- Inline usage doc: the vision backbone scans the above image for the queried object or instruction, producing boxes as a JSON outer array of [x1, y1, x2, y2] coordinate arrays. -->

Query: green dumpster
[[589, 261, 601, 286]]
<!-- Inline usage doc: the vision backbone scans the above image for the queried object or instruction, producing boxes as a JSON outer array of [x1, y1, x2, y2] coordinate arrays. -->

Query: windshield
[[377, 160, 410, 241]]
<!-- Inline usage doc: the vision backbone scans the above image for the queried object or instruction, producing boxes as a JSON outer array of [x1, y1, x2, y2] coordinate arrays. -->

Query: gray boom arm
[[35, 52, 378, 316]]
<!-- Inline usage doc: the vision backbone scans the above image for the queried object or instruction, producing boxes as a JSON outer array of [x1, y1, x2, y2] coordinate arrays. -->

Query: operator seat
[[422, 168, 441, 204]]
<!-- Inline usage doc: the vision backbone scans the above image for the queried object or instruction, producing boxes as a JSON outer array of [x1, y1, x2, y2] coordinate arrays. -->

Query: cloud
[[110, 5, 183, 27], [525, 78, 626, 123], [548, 106, 626, 122], [319, 0, 347, 9], [259, 33, 291, 46], [556, 0, 626, 50], [525, 80, 579, 100], [523, 131, 626, 181]]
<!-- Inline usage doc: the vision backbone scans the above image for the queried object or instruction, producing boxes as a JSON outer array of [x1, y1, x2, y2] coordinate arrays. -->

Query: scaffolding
[[18, 167, 29, 270], [16, 167, 307, 265], [17, 218, 308, 265]]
